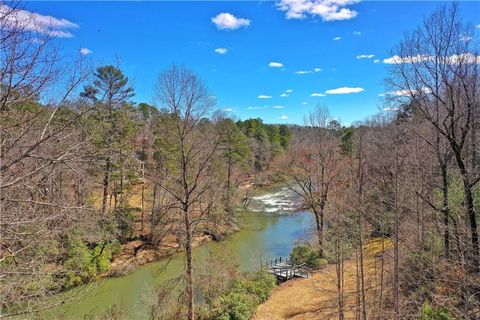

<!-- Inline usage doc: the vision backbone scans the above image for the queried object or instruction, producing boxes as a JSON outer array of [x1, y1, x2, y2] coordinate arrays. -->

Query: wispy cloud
[[373, 59, 380, 63], [380, 88, 432, 97], [460, 35, 472, 42], [353, 30, 361, 36], [294, 70, 312, 74], [280, 115, 289, 120], [248, 106, 268, 110], [333, 36, 341, 41], [258, 95, 272, 99], [383, 107, 399, 112], [325, 87, 364, 94], [80, 48, 92, 55], [223, 107, 233, 112], [280, 89, 293, 97], [301, 102, 308, 105], [294, 67, 321, 74], [0, 4, 78, 38], [383, 55, 429, 64], [269, 61, 284, 68], [214, 48, 228, 54], [273, 105, 286, 109], [356, 54, 374, 59], [212, 12, 250, 30], [383, 53, 480, 65], [311, 93, 326, 97], [276, 0, 360, 21]]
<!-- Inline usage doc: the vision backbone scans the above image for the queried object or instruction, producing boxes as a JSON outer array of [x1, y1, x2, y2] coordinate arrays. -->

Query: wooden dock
[[263, 257, 311, 281]]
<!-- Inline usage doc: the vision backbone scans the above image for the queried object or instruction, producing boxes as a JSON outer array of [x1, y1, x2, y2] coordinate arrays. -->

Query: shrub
[[419, 302, 452, 320], [290, 243, 322, 268], [64, 240, 113, 287], [213, 292, 257, 320], [205, 270, 276, 320], [239, 269, 276, 303], [114, 206, 135, 243]]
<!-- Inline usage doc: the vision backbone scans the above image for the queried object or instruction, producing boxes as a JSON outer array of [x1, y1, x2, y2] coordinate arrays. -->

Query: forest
[[1, 1, 480, 320]]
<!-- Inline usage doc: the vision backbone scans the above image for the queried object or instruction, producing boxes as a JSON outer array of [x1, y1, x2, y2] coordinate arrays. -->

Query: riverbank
[[106, 175, 283, 276], [254, 238, 393, 320], [36, 187, 314, 319]]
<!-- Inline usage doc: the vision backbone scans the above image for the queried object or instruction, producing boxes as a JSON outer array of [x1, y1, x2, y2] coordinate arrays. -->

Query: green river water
[[37, 187, 314, 319]]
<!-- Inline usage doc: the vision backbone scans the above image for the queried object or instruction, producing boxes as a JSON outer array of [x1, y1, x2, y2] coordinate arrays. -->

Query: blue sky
[[22, 1, 480, 125]]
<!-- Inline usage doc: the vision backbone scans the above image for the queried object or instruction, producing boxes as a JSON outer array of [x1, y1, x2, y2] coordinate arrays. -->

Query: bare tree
[[385, 3, 480, 268], [280, 105, 339, 257], [153, 64, 217, 320]]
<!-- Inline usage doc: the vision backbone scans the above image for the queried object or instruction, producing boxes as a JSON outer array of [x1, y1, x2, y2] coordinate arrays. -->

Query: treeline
[[277, 4, 479, 319], [0, 4, 291, 318]]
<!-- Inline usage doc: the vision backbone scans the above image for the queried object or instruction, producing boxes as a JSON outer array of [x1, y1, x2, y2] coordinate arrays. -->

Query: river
[[41, 187, 314, 319]]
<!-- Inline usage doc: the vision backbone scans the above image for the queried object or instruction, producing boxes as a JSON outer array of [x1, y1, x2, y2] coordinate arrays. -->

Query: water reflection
[[43, 187, 314, 319]]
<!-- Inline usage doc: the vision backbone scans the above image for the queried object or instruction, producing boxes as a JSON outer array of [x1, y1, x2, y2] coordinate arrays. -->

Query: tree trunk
[[313, 208, 324, 257], [359, 221, 367, 320], [394, 154, 400, 320], [184, 208, 195, 320], [441, 163, 450, 258], [151, 182, 157, 227], [335, 239, 344, 320], [452, 148, 479, 268], [141, 162, 145, 232], [102, 157, 111, 214]]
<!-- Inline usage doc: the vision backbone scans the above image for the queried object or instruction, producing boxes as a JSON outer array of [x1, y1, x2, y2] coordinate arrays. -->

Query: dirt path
[[254, 239, 392, 320]]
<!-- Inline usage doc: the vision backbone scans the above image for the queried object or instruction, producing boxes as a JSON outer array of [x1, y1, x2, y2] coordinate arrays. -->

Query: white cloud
[[294, 70, 312, 74], [353, 30, 362, 36], [301, 102, 308, 105], [258, 95, 272, 99], [285, 89, 293, 93], [273, 105, 286, 109], [214, 48, 228, 54], [383, 53, 480, 65], [212, 12, 250, 30], [0, 4, 78, 38], [356, 54, 375, 59], [223, 107, 233, 112], [269, 61, 284, 68], [325, 87, 364, 94], [280, 115, 289, 120], [373, 59, 380, 63], [80, 48, 92, 55], [446, 53, 480, 64], [380, 87, 432, 97], [391, 90, 412, 96], [294, 68, 321, 74], [333, 36, 341, 41], [383, 54, 431, 64], [383, 107, 399, 112], [311, 92, 326, 97], [277, 0, 359, 21], [280, 93, 288, 97], [280, 89, 293, 97], [248, 106, 268, 110]]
